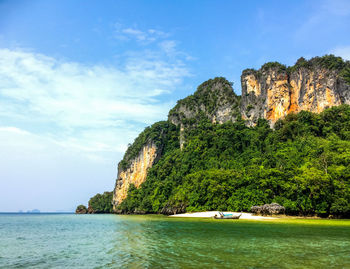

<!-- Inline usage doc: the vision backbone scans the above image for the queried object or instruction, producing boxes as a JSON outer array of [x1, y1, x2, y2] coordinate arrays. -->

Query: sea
[[0, 213, 349, 268]]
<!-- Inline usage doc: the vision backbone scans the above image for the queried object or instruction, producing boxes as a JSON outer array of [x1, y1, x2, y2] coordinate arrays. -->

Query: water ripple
[[0, 214, 349, 268]]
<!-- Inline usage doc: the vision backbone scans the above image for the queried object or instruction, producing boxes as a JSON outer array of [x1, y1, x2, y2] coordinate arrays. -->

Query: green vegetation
[[289, 55, 350, 84], [75, 204, 87, 214], [243, 55, 350, 85], [118, 105, 350, 217], [242, 61, 287, 78], [310, 54, 348, 70], [168, 77, 240, 125], [119, 121, 179, 171], [340, 67, 350, 84], [261, 62, 287, 72], [246, 104, 254, 112], [287, 57, 311, 73], [88, 191, 113, 213]]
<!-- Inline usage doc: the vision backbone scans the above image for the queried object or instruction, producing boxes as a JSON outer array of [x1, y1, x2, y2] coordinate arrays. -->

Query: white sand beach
[[169, 211, 276, 220]]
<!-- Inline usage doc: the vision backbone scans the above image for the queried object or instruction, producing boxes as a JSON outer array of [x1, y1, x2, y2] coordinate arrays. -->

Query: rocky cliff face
[[112, 121, 176, 211], [241, 58, 350, 126], [169, 77, 240, 125], [112, 141, 159, 210], [112, 55, 350, 212], [168, 77, 240, 148]]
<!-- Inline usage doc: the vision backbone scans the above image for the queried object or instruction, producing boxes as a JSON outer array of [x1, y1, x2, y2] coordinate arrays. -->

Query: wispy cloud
[[0, 47, 190, 161], [159, 40, 177, 54], [114, 23, 168, 44], [0, 19, 193, 211]]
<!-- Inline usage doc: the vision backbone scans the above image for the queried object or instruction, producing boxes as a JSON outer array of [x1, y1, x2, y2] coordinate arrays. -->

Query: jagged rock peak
[[241, 55, 350, 126], [112, 55, 350, 212], [168, 77, 241, 126]]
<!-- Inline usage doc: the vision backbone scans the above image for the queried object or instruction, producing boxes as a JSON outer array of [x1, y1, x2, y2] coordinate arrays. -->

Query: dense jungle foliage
[[118, 105, 350, 217], [242, 54, 350, 83], [88, 191, 113, 213]]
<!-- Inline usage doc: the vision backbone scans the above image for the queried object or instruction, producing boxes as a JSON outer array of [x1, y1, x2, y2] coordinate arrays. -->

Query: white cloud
[[331, 46, 350, 61], [0, 21, 193, 211], [114, 24, 168, 44], [159, 40, 177, 55], [0, 48, 190, 162], [0, 46, 191, 211]]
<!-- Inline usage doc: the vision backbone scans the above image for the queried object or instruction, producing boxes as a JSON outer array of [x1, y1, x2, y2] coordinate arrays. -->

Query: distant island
[[26, 209, 40, 213], [78, 55, 350, 218]]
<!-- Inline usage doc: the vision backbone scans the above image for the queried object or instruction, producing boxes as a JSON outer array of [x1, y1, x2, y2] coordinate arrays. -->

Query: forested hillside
[[118, 105, 350, 217]]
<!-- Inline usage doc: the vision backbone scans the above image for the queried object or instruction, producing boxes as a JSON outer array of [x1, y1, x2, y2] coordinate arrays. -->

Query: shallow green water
[[0, 214, 349, 268]]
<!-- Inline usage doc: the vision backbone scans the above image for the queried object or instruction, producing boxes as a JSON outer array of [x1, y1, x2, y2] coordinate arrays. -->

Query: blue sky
[[1, 0, 350, 212]]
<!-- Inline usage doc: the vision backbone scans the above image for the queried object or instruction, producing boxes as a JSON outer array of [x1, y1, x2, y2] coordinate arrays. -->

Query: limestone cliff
[[241, 57, 350, 126], [112, 141, 159, 210], [112, 121, 177, 211], [168, 77, 241, 148], [112, 55, 350, 212]]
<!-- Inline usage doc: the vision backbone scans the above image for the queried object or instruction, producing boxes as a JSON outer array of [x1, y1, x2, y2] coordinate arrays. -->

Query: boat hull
[[214, 214, 241, 219]]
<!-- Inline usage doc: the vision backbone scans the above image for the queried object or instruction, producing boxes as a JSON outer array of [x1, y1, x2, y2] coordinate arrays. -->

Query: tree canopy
[[88, 192, 113, 213]]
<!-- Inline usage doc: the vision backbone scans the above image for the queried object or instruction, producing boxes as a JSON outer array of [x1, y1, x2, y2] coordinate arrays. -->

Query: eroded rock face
[[112, 141, 159, 210], [288, 68, 345, 114], [111, 57, 350, 212], [169, 77, 240, 125], [160, 202, 187, 215], [168, 77, 240, 148], [241, 66, 350, 126], [251, 203, 285, 215]]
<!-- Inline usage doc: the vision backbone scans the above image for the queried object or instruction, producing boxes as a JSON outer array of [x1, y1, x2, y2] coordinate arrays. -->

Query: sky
[[1, 0, 350, 212]]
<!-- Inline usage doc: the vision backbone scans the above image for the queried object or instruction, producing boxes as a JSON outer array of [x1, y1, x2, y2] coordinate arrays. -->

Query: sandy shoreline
[[169, 211, 276, 220]]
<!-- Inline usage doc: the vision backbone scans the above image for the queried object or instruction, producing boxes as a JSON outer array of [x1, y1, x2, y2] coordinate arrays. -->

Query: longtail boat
[[214, 212, 241, 219]]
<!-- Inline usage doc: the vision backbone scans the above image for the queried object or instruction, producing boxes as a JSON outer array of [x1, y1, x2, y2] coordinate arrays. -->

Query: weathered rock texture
[[112, 56, 350, 212], [168, 77, 241, 148], [169, 77, 240, 125], [241, 59, 350, 126], [112, 141, 159, 210], [87, 205, 94, 214], [160, 202, 187, 215], [251, 203, 285, 215]]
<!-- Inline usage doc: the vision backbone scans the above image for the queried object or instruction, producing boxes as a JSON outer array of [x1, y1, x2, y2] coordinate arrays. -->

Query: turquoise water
[[0, 214, 350, 268]]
